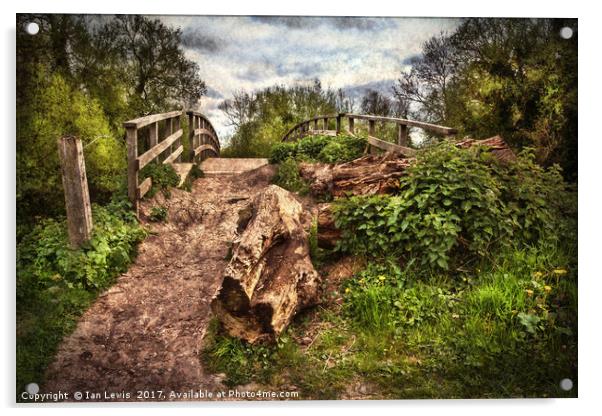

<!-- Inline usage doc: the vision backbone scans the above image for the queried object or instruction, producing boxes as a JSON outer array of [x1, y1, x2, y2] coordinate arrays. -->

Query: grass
[[202, 241, 577, 399]]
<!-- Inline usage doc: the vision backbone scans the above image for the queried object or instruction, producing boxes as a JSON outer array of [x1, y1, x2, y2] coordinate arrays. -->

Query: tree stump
[[211, 185, 321, 344]]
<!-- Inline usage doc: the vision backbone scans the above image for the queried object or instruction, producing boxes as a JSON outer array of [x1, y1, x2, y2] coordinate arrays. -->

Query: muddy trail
[[43, 165, 282, 401]]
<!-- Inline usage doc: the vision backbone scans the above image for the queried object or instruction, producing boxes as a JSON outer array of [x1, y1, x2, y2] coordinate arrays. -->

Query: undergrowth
[[270, 134, 367, 164], [16, 199, 146, 397]]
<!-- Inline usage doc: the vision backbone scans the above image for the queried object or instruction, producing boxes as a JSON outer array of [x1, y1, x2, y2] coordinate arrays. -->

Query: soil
[[43, 165, 287, 401]]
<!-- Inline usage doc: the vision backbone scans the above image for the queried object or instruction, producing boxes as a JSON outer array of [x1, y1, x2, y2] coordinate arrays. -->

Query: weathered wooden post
[[57, 136, 93, 248], [336, 114, 342, 134], [397, 123, 408, 147], [126, 125, 139, 216], [188, 111, 195, 163], [323, 117, 329, 130], [349, 117, 355, 134], [368, 119, 376, 137]]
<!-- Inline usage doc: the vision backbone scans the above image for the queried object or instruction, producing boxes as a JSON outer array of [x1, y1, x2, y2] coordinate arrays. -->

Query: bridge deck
[[200, 158, 269, 177]]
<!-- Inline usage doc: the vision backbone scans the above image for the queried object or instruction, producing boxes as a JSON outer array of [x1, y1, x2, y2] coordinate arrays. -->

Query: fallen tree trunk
[[299, 153, 414, 198], [314, 136, 516, 248], [211, 185, 321, 344]]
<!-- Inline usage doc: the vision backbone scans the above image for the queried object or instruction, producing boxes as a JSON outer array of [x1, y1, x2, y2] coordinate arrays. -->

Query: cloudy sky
[[160, 16, 461, 139]]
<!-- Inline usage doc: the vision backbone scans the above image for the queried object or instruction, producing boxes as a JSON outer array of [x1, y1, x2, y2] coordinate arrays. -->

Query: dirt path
[[43, 165, 277, 401]]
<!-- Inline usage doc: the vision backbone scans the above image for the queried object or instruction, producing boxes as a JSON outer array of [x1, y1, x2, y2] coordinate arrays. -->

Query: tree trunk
[[211, 185, 321, 344], [299, 153, 414, 199]]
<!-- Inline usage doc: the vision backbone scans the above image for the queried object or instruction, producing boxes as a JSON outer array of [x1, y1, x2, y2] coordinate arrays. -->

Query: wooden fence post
[[58, 136, 93, 248], [397, 124, 408, 147], [126, 126, 139, 216]]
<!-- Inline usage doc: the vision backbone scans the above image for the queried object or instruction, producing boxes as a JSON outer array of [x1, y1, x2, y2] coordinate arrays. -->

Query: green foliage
[[16, 201, 146, 395], [333, 143, 571, 270], [220, 82, 339, 157], [202, 320, 290, 387], [17, 201, 146, 294], [16, 70, 126, 221], [270, 134, 367, 165], [317, 134, 367, 163], [140, 163, 180, 198], [149, 206, 168, 222], [396, 18, 577, 179], [272, 158, 310, 195], [269, 142, 298, 164], [296, 135, 331, 160]]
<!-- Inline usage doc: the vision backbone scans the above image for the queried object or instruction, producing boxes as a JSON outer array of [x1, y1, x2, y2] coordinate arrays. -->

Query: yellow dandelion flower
[[544, 285, 552, 292], [533, 271, 543, 279], [378, 275, 386, 281], [525, 289, 534, 296], [345, 287, 351, 294], [553, 269, 568, 275]]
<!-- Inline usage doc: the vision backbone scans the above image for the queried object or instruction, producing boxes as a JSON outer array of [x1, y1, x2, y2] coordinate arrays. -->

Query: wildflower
[[553, 269, 568, 276], [378, 275, 386, 281], [533, 271, 543, 279], [544, 285, 552, 292], [345, 287, 351, 294], [525, 289, 534, 297]]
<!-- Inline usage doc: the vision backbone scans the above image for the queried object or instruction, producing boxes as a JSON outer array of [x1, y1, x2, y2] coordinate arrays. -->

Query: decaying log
[[299, 153, 414, 198], [314, 136, 516, 248], [211, 185, 321, 344], [455, 135, 516, 162], [317, 203, 340, 249]]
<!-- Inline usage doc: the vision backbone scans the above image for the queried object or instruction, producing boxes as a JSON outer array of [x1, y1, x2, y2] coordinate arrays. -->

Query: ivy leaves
[[332, 142, 570, 271]]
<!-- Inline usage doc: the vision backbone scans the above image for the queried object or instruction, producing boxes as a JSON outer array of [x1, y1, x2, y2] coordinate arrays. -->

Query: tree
[[393, 32, 457, 123], [106, 15, 207, 115], [360, 89, 392, 116]]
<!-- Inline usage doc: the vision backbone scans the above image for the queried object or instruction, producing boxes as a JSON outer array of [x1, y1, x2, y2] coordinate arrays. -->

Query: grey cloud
[[205, 87, 224, 99], [401, 53, 422, 65], [250, 15, 394, 32], [181, 28, 224, 52]]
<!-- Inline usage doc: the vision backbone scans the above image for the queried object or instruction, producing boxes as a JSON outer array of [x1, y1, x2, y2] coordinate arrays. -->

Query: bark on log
[[211, 185, 321, 344], [299, 153, 414, 198]]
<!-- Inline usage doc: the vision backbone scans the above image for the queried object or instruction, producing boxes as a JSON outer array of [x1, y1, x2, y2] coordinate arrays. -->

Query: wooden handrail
[[123, 110, 183, 129], [282, 112, 457, 142], [124, 109, 221, 215]]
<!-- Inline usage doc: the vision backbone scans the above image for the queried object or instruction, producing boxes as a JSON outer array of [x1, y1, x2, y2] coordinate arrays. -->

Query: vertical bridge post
[[58, 136, 93, 248], [397, 123, 408, 147]]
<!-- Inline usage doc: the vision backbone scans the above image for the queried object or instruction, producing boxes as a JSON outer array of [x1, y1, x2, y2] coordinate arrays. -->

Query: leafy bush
[[17, 201, 146, 294], [269, 142, 298, 164], [272, 158, 310, 195], [16, 200, 147, 395], [270, 134, 367, 165], [333, 142, 571, 270], [140, 162, 180, 198], [297, 135, 331, 160]]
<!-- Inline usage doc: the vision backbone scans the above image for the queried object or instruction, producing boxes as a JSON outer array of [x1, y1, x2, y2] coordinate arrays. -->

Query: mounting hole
[[560, 378, 573, 391], [25, 382, 39, 394], [560, 27, 573, 40], [24, 22, 39, 35]]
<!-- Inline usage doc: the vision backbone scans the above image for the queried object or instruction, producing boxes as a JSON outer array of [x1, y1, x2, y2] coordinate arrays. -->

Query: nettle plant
[[333, 142, 569, 270]]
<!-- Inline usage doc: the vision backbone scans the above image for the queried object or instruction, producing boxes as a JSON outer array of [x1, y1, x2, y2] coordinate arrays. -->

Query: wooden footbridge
[[122, 110, 456, 215]]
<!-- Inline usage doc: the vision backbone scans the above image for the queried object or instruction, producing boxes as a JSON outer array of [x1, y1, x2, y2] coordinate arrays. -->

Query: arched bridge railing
[[124, 110, 220, 214], [282, 113, 457, 157]]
